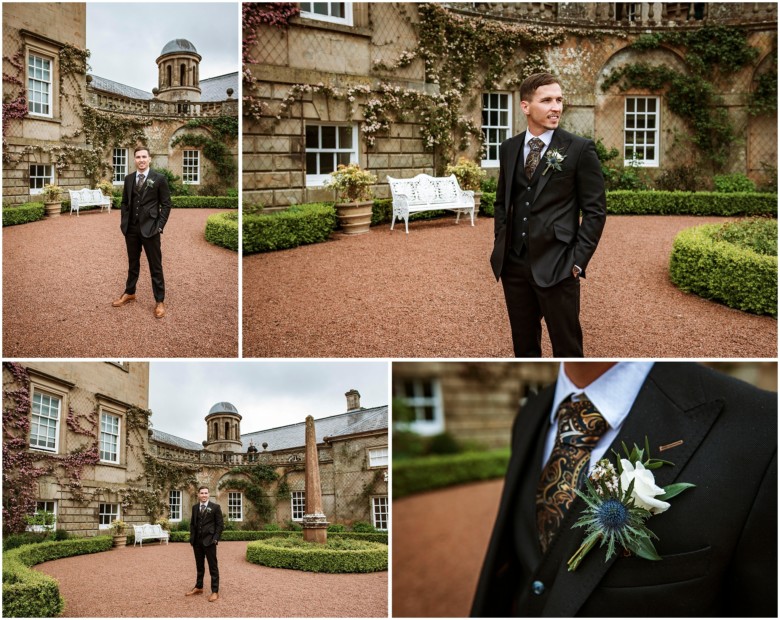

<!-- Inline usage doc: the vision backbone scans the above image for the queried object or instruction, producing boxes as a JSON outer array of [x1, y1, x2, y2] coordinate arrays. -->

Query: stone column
[[302, 415, 328, 543]]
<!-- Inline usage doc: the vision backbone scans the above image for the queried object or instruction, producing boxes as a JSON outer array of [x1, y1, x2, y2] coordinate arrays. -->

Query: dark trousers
[[193, 541, 219, 592], [500, 247, 583, 357], [124, 222, 165, 302]]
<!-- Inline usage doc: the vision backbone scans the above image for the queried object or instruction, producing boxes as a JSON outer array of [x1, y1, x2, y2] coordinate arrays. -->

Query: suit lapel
[[504, 132, 525, 210], [140, 170, 152, 201], [532, 129, 571, 203], [540, 363, 724, 617]]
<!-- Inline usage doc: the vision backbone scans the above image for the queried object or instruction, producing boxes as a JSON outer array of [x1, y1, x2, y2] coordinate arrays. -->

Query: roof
[[241, 406, 388, 452], [150, 428, 203, 451], [88, 72, 238, 103], [160, 39, 198, 56], [208, 401, 239, 416]]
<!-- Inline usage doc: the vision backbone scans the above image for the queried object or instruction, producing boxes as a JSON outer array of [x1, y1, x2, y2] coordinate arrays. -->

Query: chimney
[[345, 389, 361, 412]]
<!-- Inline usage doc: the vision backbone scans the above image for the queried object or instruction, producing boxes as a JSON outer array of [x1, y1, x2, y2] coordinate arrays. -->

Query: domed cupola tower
[[156, 38, 202, 102], [204, 402, 242, 453]]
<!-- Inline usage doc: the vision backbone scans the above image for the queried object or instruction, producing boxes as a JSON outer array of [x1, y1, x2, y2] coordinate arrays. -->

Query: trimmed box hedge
[[205, 211, 238, 251], [606, 191, 777, 216], [171, 196, 238, 208], [169, 530, 388, 543], [246, 537, 387, 573], [2, 202, 46, 226], [3, 536, 113, 618], [669, 222, 778, 317], [243, 202, 337, 253], [394, 448, 511, 499]]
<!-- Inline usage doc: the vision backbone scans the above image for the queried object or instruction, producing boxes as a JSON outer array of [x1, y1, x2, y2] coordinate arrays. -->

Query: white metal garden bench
[[68, 188, 112, 216], [387, 173, 475, 233], [133, 523, 169, 547]]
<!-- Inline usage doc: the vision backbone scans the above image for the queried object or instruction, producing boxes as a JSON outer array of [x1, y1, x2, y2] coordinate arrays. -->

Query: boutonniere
[[567, 438, 695, 572], [542, 148, 566, 175], [206, 506, 212, 513], [146, 178, 155, 188]]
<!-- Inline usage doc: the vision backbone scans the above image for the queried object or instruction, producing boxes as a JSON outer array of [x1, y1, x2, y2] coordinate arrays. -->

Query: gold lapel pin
[[658, 440, 684, 452]]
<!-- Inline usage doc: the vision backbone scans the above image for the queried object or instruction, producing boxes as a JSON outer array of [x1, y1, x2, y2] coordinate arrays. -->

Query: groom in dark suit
[[186, 486, 224, 602], [112, 146, 171, 319], [490, 73, 606, 357], [472, 362, 777, 617]]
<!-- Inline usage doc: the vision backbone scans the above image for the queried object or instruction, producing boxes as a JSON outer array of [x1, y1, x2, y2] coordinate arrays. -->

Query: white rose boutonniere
[[147, 178, 155, 188], [566, 438, 695, 572], [542, 148, 566, 175]]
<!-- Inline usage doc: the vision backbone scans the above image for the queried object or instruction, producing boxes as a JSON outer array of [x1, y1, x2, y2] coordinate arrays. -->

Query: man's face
[[521, 83, 563, 135], [198, 488, 210, 503], [135, 149, 151, 172]]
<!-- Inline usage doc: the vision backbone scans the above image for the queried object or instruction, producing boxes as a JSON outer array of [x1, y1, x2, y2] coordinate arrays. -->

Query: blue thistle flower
[[596, 498, 629, 532]]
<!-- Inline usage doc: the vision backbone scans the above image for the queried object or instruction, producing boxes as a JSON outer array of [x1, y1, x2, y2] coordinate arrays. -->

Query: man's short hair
[[198, 485, 210, 493], [134, 145, 150, 156], [520, 73, 561, 102]]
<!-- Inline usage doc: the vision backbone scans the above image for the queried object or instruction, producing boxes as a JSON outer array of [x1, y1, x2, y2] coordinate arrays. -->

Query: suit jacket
[[490, 128, 606, 287], [120, 169, 172, 238], [472, 363, 777, 617], [189, 501, 224, 547]]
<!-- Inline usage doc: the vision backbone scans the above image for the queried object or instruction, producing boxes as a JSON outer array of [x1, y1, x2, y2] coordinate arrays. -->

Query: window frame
[[99, 410, 121, 464], [112, 148, 128, 184], [98, 503, 120, 530], [29, 388, 62, 453], [26, 500, 58, 532], [29, 164, 54, 195], [228, 491, 243, 521], [371, 495, 388, 531], [291, 490, 305, 521], [624, 96, 660, 167], [299, 2, 353, 26], [481, 92, 512, 168], [27, 51, 53, 118], [368, 446, 388, 469], [182, 149, 200, 184], [394, 378, 445, 436], [169, 490, 182, 522], [305, 123, 359, 187]]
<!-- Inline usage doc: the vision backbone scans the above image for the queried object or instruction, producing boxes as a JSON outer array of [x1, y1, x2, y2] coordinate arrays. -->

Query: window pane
[[422, 381, 433, 398], [320, 153, 335, 174], [300, 2, 311, 11], [313, 2, 328, 16], [338, 125, 352, 147], [321, 126, 336, 149], [306, 152, 318, 174], [337, 152, 351, 167], [647, 98, 656, 112], [305, 125, 319, 147], [403, 380, 415, 399], [626, 99, 634, 112], [331, 2, 345, 18], [423, 405, 435, 421], [646, 147, 655, 160], [490, 93, 498, 108]]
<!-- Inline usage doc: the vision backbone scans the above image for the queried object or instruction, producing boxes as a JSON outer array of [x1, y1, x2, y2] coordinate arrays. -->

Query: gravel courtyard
[[3, 209, 238, 357], [243, 214, 777, 358]]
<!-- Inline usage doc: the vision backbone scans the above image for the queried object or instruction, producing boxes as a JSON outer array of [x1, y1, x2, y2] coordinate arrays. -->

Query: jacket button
[[525, 202, 530, 206], [532, 580, 545, 595], [523, 217, 527, 222], [521, 232, 526, 237]]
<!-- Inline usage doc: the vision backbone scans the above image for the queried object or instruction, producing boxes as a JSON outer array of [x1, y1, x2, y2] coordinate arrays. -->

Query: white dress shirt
[[542, 362, 655, 468], [523, 128, 555, 165]]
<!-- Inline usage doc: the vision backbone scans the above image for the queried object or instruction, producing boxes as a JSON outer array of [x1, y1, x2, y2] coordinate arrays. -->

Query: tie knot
[[556, 396, 607, 447], [529, 137, 544, 153]]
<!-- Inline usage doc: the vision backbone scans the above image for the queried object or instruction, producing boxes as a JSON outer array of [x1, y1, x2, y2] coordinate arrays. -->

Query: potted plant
[[327, 163, 377, 235], [445, 157, 486, 213], [95, 179, 115, 208], [110, 519, 128, 548], [41, 184, 63, 218]]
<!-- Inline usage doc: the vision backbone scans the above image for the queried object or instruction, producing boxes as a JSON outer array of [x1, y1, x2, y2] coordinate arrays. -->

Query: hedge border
[[393, 449, 511, 499], [171, 196, 238, 209], [205, 211, 238, 251], [169, 530, 387, 543], [246, 538, 387, 573], [2, 202, 46, 226], [669, 222, 778, 317], [2, 536, 113, 618], [606, 191, 776, 216], [243, 202, 337, 253]]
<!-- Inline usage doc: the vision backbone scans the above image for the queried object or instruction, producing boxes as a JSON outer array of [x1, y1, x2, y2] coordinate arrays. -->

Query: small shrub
[[3, 202, 45, 226], [170, 531, 189, 542], [246, 537, 387, 573], [481, 176, 498, 193], [327, 523, 346, 532], [371, 199, 393, 225], [427, 432, 461, 455], [654, 164, 704, 192], [286, 520, 303, 531], [156, 168, 191, 196], [669, 220, 777, 317], [205, 211, 238, 251], [177, 518, 190, 532], [2, 533, 48, 552], [479, 191, 495, 217], [243, 203, 337, 253], [223, 519, 238, 531], [263, 522, 282, 531], [713, 173, 756, 193], [171, 196, 238, 208], [351, 521, 377, 534], [712, 217, 777, 256]]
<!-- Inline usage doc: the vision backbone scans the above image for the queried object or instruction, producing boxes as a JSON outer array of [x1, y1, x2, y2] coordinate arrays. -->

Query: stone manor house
[[2, 362, 389, 536], [244, 2, 777, 209], [2, 3, 238, 206]]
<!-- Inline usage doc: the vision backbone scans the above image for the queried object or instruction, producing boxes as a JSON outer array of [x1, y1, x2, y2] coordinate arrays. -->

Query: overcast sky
[[86, 2, 239, 94], [148, 361, 390, 443]]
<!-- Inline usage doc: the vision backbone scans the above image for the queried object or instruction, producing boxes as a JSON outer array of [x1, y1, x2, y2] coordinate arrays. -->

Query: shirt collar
[[525, 128, 555, 149], [551, 362, 655, 431]]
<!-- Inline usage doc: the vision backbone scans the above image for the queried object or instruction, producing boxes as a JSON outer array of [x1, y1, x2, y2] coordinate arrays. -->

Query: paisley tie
[[536, 395, 607, 553], [524, 137, 545, 178]]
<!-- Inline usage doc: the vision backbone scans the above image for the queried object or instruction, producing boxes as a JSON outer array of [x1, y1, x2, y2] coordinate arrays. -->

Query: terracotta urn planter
[[472, 191, 482, 216], [335, 200, 373, 235], [112, 534, 127, 548], [44, 201, 62, 218]]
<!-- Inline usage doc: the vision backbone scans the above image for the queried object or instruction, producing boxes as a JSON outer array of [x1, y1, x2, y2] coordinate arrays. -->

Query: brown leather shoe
[[185, 587, 203, 596], [208, 593, 219, 602], [154, 302, 165, 319], [112, 293, 136, 307]]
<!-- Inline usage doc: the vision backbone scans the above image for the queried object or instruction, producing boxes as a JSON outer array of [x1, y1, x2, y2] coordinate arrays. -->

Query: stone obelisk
[[302, 415, 328, 543]]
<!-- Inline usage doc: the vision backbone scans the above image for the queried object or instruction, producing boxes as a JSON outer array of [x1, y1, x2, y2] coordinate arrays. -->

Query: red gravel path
[[243, 215, 776, 358], [392, 479, 504, 618], [36, 541, 387, 617], [3, 209, 238, 357]]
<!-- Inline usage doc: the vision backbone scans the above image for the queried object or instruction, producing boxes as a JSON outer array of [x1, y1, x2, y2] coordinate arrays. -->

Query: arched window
[[166, 65, 172, 87], [225, 421, 230, 440], [214, 421, 218, 439], [180, 63, 186, 86]]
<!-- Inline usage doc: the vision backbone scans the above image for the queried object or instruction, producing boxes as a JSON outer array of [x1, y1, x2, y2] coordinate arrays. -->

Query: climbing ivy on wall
[[218, 463, 280, 522], [601, 25, 765, 170], [170, 116, 238, 184]]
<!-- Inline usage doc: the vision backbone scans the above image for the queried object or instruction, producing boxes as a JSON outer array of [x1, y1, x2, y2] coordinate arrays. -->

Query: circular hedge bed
[[204, 211, 238, 251], [246, 536, 387, 573], [669, 218, 777, 317]]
